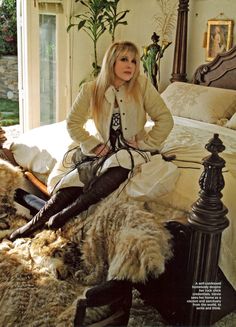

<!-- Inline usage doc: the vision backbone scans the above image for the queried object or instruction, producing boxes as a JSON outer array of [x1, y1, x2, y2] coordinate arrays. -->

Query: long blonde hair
[[91, 41, 141, 123]]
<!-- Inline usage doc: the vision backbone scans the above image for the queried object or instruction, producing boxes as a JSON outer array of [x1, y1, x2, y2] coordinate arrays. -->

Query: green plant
[[0, 0, 17, 56], [104, 0, 129, 43], [68, 0, 129, 77], [68, 0, 108, 77], [0, 98, 19, 126]]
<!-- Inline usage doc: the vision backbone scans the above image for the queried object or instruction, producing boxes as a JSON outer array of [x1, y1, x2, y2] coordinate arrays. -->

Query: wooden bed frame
[[139, 1, 236, 326], [0, 0, 236, 326]]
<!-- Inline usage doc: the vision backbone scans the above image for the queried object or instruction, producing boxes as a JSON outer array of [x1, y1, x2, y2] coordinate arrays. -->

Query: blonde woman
[[10, 41, 173, 241]]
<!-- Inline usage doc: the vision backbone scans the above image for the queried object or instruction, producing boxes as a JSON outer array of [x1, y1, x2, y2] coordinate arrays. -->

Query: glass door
[[39, 14, 56, 125], [17, 0, 70, 131]]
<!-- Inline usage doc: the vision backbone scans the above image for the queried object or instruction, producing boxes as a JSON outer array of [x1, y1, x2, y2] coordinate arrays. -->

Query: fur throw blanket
[[0, 158, 175, 326]]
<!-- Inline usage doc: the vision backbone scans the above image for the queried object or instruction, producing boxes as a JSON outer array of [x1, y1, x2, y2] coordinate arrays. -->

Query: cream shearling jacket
[[48, 76, 174, 193], [67, 75, 174, 154]]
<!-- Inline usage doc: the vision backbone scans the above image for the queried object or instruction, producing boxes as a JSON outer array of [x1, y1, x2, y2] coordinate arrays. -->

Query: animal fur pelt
[[0, 158, 174, 326], [0, 158, 29, 239], [75, 197, 173, 285], [0, 159, 24, 196]]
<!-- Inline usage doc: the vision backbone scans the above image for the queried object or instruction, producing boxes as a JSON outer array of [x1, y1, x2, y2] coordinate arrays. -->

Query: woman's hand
[[127, 137, 138, 148], [93, 144, 110, 157]]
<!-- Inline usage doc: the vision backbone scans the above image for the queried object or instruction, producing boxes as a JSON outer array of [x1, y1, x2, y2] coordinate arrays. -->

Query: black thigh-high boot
[[47, 166, 130, 229], [9, 186, 83, 241]]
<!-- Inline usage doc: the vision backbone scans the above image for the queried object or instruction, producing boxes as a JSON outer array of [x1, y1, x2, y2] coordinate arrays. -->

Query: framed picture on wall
[[206, 20, 234, 61]]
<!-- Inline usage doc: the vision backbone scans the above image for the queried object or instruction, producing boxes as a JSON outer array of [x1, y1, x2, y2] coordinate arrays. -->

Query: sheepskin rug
[[0, 158, 175, 326]]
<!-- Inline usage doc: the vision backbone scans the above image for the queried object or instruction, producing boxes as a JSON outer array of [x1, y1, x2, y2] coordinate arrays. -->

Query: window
[[39, 14, 56, 125], [17, 0, 70, 131]]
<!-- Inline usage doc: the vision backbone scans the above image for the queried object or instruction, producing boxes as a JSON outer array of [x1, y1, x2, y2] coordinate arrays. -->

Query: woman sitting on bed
[[9, 40, 173, 241]]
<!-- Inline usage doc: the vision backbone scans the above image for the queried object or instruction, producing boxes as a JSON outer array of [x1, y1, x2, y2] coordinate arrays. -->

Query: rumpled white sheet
[[10, 116, 236, 290], [158, 117, 236, 290]]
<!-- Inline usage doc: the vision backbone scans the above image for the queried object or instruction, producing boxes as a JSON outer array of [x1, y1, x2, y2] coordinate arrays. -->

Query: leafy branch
[[68, 0, 129, 77], [104, 0, 129, 42], [154, 0, 178, 43], [68, 0, 108, 76]]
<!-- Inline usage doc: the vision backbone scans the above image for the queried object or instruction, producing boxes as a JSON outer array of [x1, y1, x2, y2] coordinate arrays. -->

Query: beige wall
[[188, 0, 236, 79], [69, 0, 176, 99], [69, 0, 236, 100]]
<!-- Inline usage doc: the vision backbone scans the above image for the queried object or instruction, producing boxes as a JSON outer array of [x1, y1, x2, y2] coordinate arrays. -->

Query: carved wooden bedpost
[[171, 0, 189, 83], [186, 134, 229, 326]]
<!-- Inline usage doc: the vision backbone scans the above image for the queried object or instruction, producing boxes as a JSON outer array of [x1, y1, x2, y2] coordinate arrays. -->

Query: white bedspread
[[10, 117, 236, 290], [160, 117, 236, 290]]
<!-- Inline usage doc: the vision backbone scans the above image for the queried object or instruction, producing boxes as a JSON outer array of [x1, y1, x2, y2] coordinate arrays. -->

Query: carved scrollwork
[[199, 165, 225, 195], [193, 65, 210, 84], [200, 65, 210, 82], [202, 65, 210, 74], [199, 134, 226, 194]]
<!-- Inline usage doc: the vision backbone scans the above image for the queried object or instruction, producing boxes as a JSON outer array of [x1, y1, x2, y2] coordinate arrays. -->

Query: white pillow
[[9, 119, 98, 185], [10, 121, 75, 183], [161, 82, 236, 123], [225, 112, 236, 130]]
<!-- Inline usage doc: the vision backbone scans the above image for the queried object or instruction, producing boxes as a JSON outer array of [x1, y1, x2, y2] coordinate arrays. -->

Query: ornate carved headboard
[[171, 0, 236, 91], [193, 45, 236, 90]]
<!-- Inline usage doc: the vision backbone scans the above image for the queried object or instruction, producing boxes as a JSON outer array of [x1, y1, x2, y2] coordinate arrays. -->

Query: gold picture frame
[[206, 20, 234, 61]]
